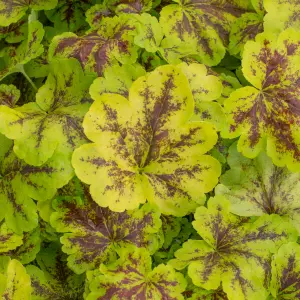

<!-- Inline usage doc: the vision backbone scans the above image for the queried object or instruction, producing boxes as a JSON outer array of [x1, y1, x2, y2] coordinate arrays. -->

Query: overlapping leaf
[[86, 248, 187, 299], [223, 29, 300, 171], [49, 15, 138, 76], [0, 84, 20, 107], [26, 242, 85, 300], [0, 16, 27, 43], [159, 0, 252, 65], [0, 58, 94, 166], [73, 65, 221, 215], [216, 143, 300, 234], [169, 196, 297, 300], [269, 242, 300, 299], [50, 185, 162, 273], [0, 221, 23, 253], [0, 0, 58, 26]]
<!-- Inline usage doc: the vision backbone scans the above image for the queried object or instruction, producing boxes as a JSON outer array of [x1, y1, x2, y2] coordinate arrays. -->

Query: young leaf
[[169, 196, 297, 300], [160, 215, 181, 249], [0, 0, 58, 26], [269, 242, 300, 299], [159, 0, 252, 66], [49, 15, 139, 76], [0, 134, 73, 234], [50, 187, 162, 273], [216, 143, 300, 234], [0, 58, 94, 166], [0, 84, 20, 107], [26, 242, 85, 300], [73, 65, 221, 215], [86, 248, 187, 299], [223, 29, 300, 171], [0, 258, 32, 300]]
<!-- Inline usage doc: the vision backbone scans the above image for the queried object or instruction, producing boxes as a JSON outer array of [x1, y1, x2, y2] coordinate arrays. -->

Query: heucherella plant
[[0, 0, 300, 299]]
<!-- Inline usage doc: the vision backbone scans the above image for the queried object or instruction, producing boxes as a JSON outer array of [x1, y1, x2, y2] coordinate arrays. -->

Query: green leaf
[[0, 17, 44, 82], [269, 242, 300, 299], [0, 0, 58, 26], [0, 16, 28, 43], [160, 215, 181, 249], [0, 134, 73, 234], [0, 84, 20, 107], [73, 65, 221, 215], [50, 186, 162, 273], [216, 143, 300, 235], [89, 63, 145, 99], [159, 0, 252, 66], [169, 196, 297, 300], [0, 258, 31, 300], [0, 58, 94, 166], [49, 15, 139, 76], [0, 221, 23, 253], [223, 29, 300, 171], [26, 242, 85, 300], [86, 248, 187, 300]]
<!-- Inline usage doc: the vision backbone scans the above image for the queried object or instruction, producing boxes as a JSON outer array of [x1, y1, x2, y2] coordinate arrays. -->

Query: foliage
[[0, 0, 300, 299]]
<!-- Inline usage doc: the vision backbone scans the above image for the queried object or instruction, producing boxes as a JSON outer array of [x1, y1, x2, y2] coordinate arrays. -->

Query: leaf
[[0, 134, 73, 234], [0, 0, 58, 26], [264, 0, 300, 34], [26, 242, 85, 300], [0, 16, 45, 82], [50, 185, 162, 273], [72, 65, 221, 215], [160, 215, 181, 249], [0, 258, 32, 300], [223, 29, 300, 171], [0, 16, 27, 43], [49, 15, 139, 76], [159, 0, 252, 66], [0, 221, 23, 253], [89, 63, 145, 99], [269, 242, 300, 299], [0, 58, 94, 166], [0, 84, 20, 107], [216, 143, 300, 235], [45, 0, 96, 33], [169, 196, 297, 300], [86, 248, 187, 300]]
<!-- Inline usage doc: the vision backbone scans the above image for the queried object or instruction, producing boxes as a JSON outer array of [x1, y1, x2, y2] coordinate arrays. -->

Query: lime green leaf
[[269, 242, 300, 299], [0, 84, 20, 107], [89, 64, 145, 99], [216, 143, 300, 235], [161, 215, 181, 249], [0, 258, 31, 300], [0, 134, 73, 234], [50, 186, 162, 273], [223, 29, 300, 171], [0, 58, 93, 166], [159, 0, 252, 66], [0, 17, 44, 82], [169, 196, 297, 300], [0, 16, 27, 43], [26, 242, 85, 300], [49, 15, 138, 76], [264, 0, 300, 34], [0, 221, 23, 253], [0, 0, 57, 26], [86, 248, 187, 300], [73, 65, 221, 215]]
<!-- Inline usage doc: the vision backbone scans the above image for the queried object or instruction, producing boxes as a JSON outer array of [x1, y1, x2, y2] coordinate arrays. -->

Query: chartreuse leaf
[[50, 185, 162, 273], [0, 221, 23, 253], [0, 134, 73, 234], [0, 257, 31, 300], [0, 16, 28, 43], [26, 242, 85, 300], [229, 0, 264, 55], [45, 0, 96, 33], [0, 58, 94, 166], [0, 15, 44, 85], [0, 84, 20, 107], [49, 15, 138, 76], [216, 143, 300, 235], [73, 65, 221, 215], [169, 196, 297, 300], [264, 0, 300, 34], [159, 0, 252, 66], [89, 63, 145, 99], [86, 248, 187, 300], [223, 29, 300, 171], [269, 242, 300, 299], [0, 0, 57, 26]]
